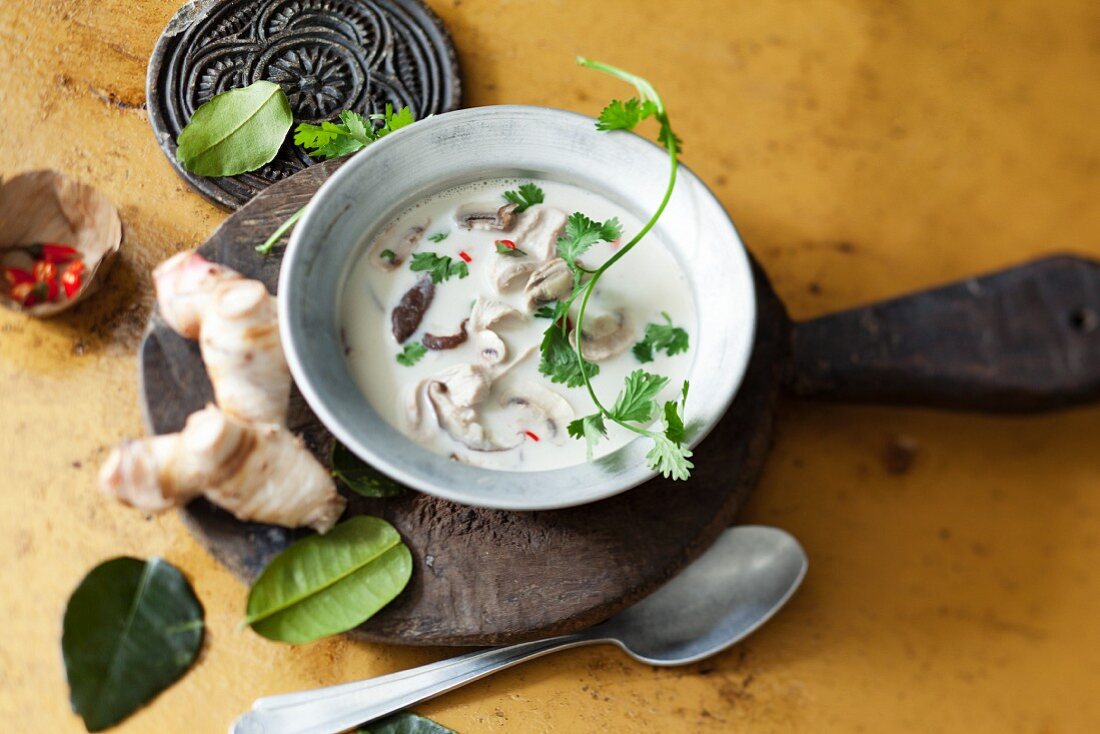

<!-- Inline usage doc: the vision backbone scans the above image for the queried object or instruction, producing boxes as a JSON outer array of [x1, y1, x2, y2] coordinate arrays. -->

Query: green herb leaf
[[495, 240, 527, 256], [427, 232, 449, 243], [331, 442, 407, 498], [396, 342, 428, 367], [539, 324, 599, 387], [556, 212, 622, 272], [503, 182, 545, 213], [245, 517, 412, 643], [633, 312, 690, 363], [296, 104, 416, 160], [610, 369, 669, 423], [62, 557, 204, 732], [647, 434, 694, 481], [358, 712, 457, 734], [175, 80, 294, 176], [409, 252, 469, 284], [595, 98, 658, 132], [567, 413, 608, 461], [533, 305, 559, 319], [380, 248, 398, 263]]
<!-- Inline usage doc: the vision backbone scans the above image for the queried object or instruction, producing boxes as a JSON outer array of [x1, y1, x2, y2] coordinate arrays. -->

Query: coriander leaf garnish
[[395, 342, 427, 367], [379, 249, 397, 263], [647, 434, 694, 481], [568, 413, 608, 461], [556, 213, 622, 273], [549, 58, 693, 480], [533, 305, 559, 319], [633, 312, 690, 363], [409, 252, 470, 284], [295, 104, 415, 160], [595, 98, 658, 132], [610, 370, 669, 423], [259, 105, 417, 255], [427, 231, 449, 243], [503, 182, 545, 213], [539, 324, 599, 388]]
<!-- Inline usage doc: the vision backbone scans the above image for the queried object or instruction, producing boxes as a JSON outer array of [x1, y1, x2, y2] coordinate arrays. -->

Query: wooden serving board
[[139, 159, 785, 646]]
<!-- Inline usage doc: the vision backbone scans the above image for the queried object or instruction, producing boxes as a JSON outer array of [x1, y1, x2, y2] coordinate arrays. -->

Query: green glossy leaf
[[332, 441, 407, 498], [62, 557, 204, 732], [359, 712, 457, 734], [176, 80, 294, 176], [246, 516, 413, 643]]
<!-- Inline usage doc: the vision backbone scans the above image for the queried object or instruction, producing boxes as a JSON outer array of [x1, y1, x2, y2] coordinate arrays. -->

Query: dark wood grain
[[786, 255, 1100, 411], [139, 160, 784, 646]]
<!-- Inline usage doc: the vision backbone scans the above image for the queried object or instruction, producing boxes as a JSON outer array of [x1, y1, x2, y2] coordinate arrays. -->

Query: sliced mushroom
[[369, 220, 427, 270], [422, 319, 469, 350], [455, 202, 518, 232], [571, 309, 634, 362], [524, 258, 573, 310], [488, 206, 568, 292], [423, 363, 516, 451], [498, 382, 575, 444], [469, 296, 522, 331], [391, 275, 435, 343], [469, 296, 523, 365]]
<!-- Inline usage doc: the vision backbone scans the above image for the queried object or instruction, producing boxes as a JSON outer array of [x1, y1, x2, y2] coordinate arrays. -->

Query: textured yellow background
[[2, 0, 1099, 731]]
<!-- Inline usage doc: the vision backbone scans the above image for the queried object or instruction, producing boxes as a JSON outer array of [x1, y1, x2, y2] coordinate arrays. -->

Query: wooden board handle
[[785, 255, 1100, 412]]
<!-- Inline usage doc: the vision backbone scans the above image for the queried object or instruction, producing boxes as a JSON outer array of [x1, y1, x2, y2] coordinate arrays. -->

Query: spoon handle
[[230, 634, 592, 734]]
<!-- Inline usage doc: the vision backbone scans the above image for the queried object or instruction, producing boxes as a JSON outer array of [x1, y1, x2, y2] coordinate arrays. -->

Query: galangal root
[[100, 250, 345, 533], [100, 405, 345, 533], [153, 251, 290, 426]]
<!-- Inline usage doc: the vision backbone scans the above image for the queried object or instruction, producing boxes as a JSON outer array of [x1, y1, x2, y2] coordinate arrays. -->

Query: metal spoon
[[231, 525, 807, 734]]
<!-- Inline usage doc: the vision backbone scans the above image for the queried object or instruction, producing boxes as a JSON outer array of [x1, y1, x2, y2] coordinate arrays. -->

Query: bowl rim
[[280, 104, 757, 510]]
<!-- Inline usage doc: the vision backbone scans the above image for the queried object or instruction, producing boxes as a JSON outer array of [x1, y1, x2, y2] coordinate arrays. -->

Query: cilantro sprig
[[257, 104, 417, 255], [503, 182, 545, 213], [294, 104, 415, 159], [409, 252, 469, 284], [633, 312, 690, 363], [552, 58, 693, 481]]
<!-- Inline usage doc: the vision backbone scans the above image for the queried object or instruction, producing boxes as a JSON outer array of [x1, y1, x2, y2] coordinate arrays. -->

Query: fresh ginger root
[[154, 251, 290, 425], [100, 405, 345, 533]]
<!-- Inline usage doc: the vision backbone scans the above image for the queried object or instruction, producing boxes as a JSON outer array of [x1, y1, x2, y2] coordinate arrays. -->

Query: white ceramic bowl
[[280, 106, 756, 510]]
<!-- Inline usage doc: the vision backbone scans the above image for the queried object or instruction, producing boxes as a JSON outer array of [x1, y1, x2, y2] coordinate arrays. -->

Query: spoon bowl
[[231, 526, 807, 734], [595, 525, 808, 665]]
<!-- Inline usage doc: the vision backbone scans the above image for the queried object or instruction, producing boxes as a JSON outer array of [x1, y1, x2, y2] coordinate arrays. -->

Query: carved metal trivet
[[147, 0, 462, 209]]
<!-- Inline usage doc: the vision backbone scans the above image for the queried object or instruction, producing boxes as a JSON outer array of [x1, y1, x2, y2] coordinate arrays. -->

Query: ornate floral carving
[[148, 0, 460, 209]]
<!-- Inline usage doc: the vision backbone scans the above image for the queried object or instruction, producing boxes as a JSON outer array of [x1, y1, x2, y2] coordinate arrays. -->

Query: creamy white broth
[[340, 178, 695, 471]]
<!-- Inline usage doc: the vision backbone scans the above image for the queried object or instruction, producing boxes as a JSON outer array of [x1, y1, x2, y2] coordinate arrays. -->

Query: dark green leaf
[[62, 557, 204, 732], [539, 323, 599, 388], [495, 240, 527, 256], [359, 711, 457, 734], [380, 249, 398, 263], [533, 305, 559, 319], [246, 517, 412, 644], [633, 312, 689, 362], [427, 232, 449, 243], [332, 442, 407, 498], [410, 252, 469, 284], [663, 400, 686, 445], [176, 81, 294, 176]]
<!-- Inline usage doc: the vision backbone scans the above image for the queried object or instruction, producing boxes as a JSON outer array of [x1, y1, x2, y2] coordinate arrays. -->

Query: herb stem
[[571, 75, 680, 437], [256, 205, 305, 255]]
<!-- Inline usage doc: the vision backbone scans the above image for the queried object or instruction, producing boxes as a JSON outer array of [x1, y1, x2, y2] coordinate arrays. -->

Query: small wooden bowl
[[0, 170, 122, 317]]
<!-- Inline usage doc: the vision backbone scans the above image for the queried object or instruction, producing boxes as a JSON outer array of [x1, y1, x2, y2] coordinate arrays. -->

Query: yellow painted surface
[[1, 0, 1099, 731]]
